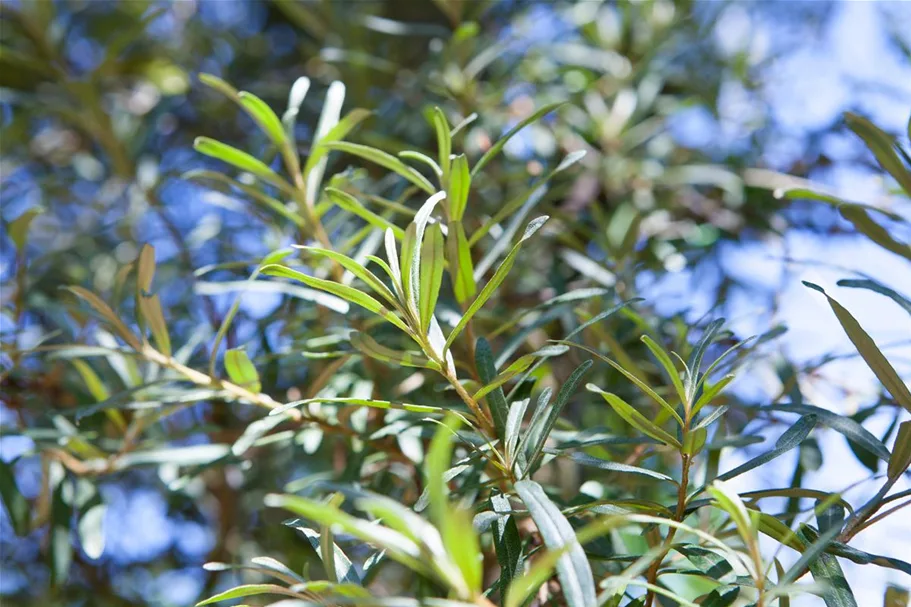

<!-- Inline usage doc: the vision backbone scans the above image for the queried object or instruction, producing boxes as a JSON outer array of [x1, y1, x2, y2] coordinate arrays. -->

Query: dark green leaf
[[475, 338, 509, 442], [559, 451, 674, 482], [838, 205, 911, 262], [837, 279, 911, 318], [714, 415, 816, 482], [791, 527, 858, 607], [0, 458, 29, 536], [522, 361, 593, 473], [804, 282, 911, 414], [767, 403, 890, 462], [491, 493, 522, 602]]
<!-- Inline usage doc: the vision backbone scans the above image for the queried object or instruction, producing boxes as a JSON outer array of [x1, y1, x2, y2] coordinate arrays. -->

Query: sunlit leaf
[[888, 421, 911, 481], [261, 264, 411, 333], [586, 384, 681, 448], [324, 141, 435, 193], [444, 216, 548, 353], [225, 348, 261, 393], [446, 221, 476, 304], [193, 137, 285, 189], [419, 223, 445, 332], [514, 480, 596, 607]]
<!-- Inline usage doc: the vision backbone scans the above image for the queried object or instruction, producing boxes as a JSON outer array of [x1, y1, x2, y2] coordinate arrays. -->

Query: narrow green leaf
[[845, 112, 911, 195], [673, 545, 733, 580], [224, 348, 261, 393], [888, 421, 911, 480], [714, 415, 816, 482], [295, 244, 399, 307], [837, 279, 911, 317], [471, 102, 565, 177], [295, 526, 361, 585], [261, 264, 410, 333], [66, 286, 141, 350], [324, 141, 435, 193], [406, 191, 446, 319], [428, 415, 481, 596], [473, 348, 558, 402], [523, 361, 593, 473], [325, 187, 404, 239], [804, 281, 911, 414], [699, 586, 740, 607], [470, 150, 585, 246], [0, 458, 29, 536], [50, 482, 71, 586], [446, 221, 476, 304], [692, 375, 735, 418], [839, 205, 911, 262], [302, 106, 371, 179], [641, 335, 688, 406], [432, 107, 452, 181], [113, 444, 230, 469], [195, 584, 295, 606], [7, 207, 43, 250], [238, 91, 287, 146], [399, 150, 442, 178], [475, 338, 509, 442], [692, 403, 731, 431], [400, 223, 418, 312], [491, 493, 522, 602], [563, 341, 683, 426], [71, 359, 110, 402], [419, 223, 445, 332], [586, 384, 681, 448], [350, 332, 436, 369], [448, 154, 470, 221], [560, 451, 674, 482], [265, 493, 427, 574], [786, 527, 858, 607], [708, 480, 755, 550], [686, 319, 725, 401], [198, 72, 240, 99], [77, 502, 106, 560], [767, 403, 890, 461], [444, 216, 548, 353], [271, 397, 442, 416], [184, 169, 306, 227], [514, 480, 596, 607], [138, 294, 171, 356], [193, 137, 285, 188], [505, 397, 531, 463]]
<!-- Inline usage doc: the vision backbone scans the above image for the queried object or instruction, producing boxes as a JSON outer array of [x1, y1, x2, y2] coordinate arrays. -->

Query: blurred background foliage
[[0, 1, 909, 606]]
